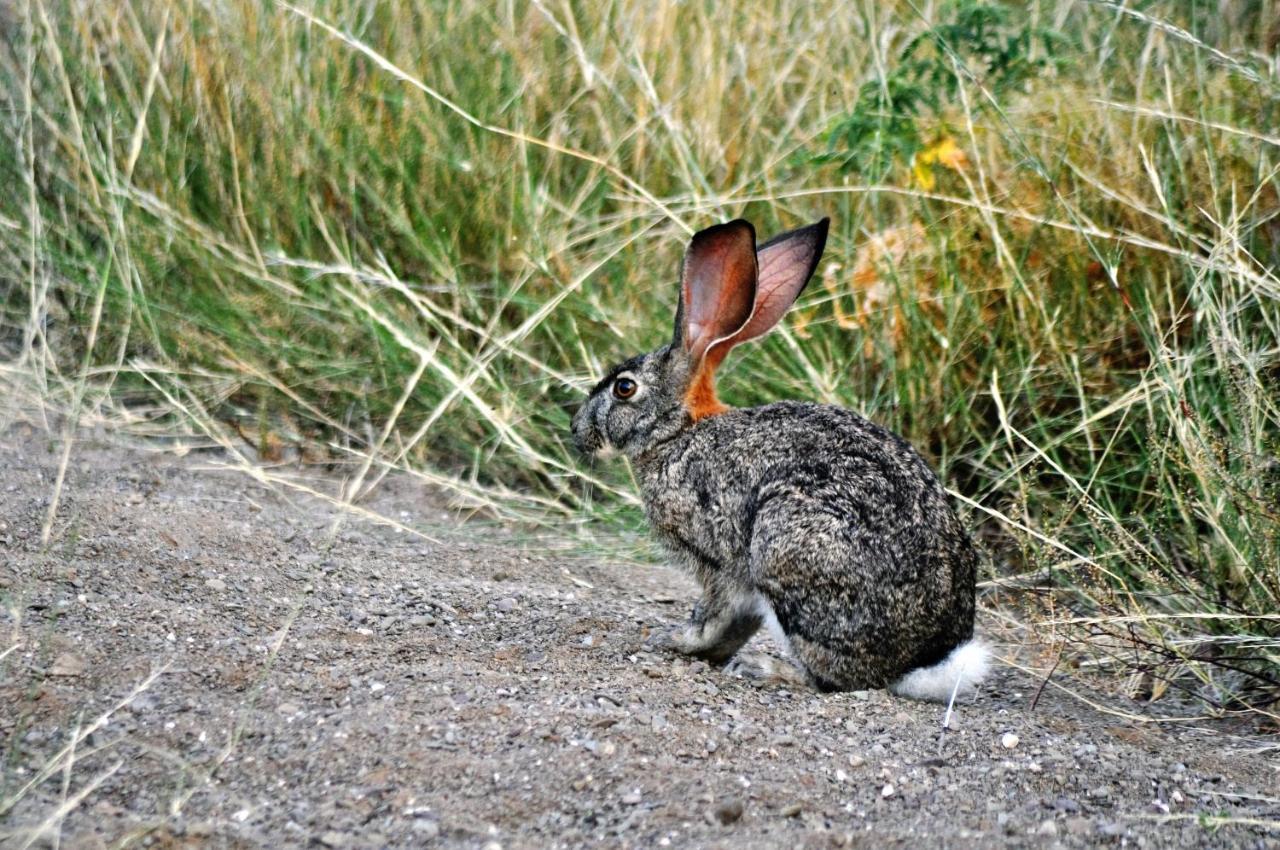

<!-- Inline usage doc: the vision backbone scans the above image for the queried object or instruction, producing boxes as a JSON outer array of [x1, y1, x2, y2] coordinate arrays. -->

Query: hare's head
[[571, 218, 828, 459]]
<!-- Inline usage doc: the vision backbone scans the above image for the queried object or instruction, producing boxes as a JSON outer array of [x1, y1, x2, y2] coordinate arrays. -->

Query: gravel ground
[[1, 427, 1277, 849]]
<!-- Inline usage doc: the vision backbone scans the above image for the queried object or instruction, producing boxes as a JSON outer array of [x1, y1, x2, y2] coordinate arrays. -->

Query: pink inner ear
[[728, 222, 827, 345], [681, 221, 758, 360]]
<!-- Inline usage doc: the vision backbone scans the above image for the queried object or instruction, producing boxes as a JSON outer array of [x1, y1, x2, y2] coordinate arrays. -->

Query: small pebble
[[50, 653, 86, 677], [1001, 733, 1020, 749], [318, 831, 350, 847], [412, 821, 440, 838], [880, 784, 895, 798], [711, 798, 744, 825], [1052, 797, 1080, 813]]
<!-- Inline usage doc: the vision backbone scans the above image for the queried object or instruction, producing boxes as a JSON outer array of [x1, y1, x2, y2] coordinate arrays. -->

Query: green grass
[[1, 0, 1277, 718]]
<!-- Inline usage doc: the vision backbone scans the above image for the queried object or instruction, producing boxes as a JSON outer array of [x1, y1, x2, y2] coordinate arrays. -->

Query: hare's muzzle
[[569, 401, 598, 457]]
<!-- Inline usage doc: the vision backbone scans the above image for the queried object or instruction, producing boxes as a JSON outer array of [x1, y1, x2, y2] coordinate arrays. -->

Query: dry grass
[[0, 0, 1277, 724]]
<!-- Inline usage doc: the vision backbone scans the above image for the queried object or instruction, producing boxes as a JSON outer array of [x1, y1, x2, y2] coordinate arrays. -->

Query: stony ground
[[1, 427, 1277, 849]]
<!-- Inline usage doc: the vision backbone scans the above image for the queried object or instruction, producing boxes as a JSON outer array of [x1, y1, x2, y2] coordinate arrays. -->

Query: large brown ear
[[727, 218, 828, 346], [678, 220, 758, 363]]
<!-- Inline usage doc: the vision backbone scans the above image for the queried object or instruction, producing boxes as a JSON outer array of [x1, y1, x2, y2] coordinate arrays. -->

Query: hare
[[571, 218, 987, 701]]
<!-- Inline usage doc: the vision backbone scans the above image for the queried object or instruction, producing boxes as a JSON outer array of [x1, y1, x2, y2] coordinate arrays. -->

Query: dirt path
[[1, 429, 1277, 849]]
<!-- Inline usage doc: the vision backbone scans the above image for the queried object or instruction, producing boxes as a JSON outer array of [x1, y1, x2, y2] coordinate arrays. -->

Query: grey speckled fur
[[571, 219, 978, 692]]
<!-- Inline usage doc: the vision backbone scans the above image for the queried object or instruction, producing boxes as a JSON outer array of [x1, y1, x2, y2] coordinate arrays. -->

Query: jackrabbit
[[571, 218, 987, 701]]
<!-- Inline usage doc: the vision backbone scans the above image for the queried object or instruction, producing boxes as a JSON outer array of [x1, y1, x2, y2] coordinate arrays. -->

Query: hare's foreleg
[[658, 573, 762, 665]]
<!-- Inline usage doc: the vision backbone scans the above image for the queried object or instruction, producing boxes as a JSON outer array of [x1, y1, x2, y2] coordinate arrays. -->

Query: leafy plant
[[815, 0, 1066, 181]]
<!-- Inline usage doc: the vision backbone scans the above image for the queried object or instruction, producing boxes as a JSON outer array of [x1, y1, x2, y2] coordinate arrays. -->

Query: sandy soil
[[1, 427, 1277, 849]]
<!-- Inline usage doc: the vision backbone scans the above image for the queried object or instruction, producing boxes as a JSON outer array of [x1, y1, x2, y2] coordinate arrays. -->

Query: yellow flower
[[912, 136, 968, 189]]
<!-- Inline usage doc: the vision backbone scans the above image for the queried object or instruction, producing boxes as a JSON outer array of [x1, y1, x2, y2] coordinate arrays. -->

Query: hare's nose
[[569, 404, 600, 457]]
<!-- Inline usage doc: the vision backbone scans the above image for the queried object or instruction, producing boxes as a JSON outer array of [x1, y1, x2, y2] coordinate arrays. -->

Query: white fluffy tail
[[888, 640, 991, 702]]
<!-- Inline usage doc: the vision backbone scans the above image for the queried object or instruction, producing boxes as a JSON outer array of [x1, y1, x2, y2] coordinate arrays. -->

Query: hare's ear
[[727, 218, 829, 345], [676, 220, 758, 362]]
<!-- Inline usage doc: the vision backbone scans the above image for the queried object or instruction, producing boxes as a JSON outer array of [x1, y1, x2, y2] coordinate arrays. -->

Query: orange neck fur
[[683, 353, 730, 421]]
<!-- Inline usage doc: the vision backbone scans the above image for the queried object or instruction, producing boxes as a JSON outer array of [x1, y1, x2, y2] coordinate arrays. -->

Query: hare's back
[[710, 401, 950, 510]]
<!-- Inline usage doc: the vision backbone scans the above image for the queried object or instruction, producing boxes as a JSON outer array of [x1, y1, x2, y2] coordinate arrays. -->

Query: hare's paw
[[724, 652, 808, 687], [642, 623, 697, 655]]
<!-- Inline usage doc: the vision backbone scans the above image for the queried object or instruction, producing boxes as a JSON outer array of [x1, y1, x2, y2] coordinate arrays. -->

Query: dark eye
[[612, 377, 638, 400]]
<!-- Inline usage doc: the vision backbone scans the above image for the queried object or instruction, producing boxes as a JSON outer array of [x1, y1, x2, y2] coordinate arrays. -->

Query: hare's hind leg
[[716, 592, 807, 683], [750, 497, 900, 691]]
